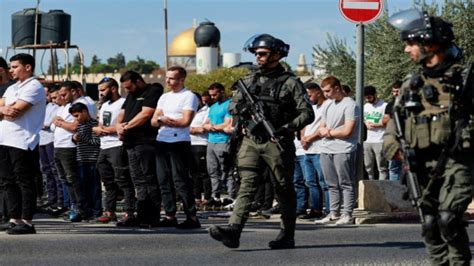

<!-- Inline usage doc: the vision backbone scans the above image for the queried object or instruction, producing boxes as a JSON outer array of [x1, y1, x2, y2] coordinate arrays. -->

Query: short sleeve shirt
[[156, 88, 198, 143], [0, 77, 46, 150], [318, 97, 360, 154], [99, 97, 125, 149], [207, 99, 232, 143], [122, 85, 162, 146]]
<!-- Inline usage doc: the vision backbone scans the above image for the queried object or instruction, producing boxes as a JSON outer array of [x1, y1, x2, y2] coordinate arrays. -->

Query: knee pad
[[421, 214, 439, 244], [438, 211, 462, 242]]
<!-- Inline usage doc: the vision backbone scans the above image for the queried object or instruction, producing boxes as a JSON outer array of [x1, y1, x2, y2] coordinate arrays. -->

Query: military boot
[[209, 224, 242, 248], [268, 229, 295, 249]]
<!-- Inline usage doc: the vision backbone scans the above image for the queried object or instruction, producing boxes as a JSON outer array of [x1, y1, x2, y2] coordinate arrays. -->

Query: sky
[[0, 0, 418, 74]]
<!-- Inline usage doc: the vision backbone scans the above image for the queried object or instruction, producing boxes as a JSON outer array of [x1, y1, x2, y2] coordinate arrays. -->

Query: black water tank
[[194, 21, 220, 47], [40, 10, 71, 45], [11, 8, 41, 46]]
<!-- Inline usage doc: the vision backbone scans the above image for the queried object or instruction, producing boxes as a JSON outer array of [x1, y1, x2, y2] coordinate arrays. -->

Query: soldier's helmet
[[388, 9, 454, 45], [243, 34, 290, 58]]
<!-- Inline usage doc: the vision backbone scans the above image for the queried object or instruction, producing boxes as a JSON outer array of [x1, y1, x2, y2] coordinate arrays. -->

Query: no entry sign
[[339, 0, 383, 24]]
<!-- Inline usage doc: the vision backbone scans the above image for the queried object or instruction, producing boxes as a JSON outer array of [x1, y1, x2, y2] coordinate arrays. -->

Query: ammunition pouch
[[430, 113, 451, 145], [405, 113, 452, 149]]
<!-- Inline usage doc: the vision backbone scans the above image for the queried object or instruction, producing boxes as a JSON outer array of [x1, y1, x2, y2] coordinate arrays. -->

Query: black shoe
[[176, 218, 200, 229], [0, 222, 16, 231], [157, 217, 178, 227], [48, 207, 68, 217], [268, 230, 295, 249], [6, 223, 36, 235], [298, 210, 323, 220], [207, 198, 222, 208], [259, 207, 279, 219], [209, 224, 241, 248], [116, 214, 139, 227], [256, 210, 271, 219]]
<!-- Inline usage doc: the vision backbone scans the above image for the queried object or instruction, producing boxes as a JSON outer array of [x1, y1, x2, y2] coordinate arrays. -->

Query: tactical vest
[[403, 63, 473, 150], [249, 71, 298, 130]]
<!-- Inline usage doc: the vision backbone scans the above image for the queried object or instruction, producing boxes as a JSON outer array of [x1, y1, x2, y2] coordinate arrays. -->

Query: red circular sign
[[339, 0, 383, 24]]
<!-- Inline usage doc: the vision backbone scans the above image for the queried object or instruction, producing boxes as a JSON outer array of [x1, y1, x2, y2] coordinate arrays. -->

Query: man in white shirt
[[39, 86, 62, 211], [0, 53, 46, 234], [151, 66, 200, 229], [300, 83, 330, 219], [363, 85, 388, 180], [52, 81, 91, 222], [93, 77, 135, 223]]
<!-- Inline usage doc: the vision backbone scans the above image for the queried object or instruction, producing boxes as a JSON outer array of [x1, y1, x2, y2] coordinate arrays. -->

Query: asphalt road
[[0, 212, 472, 265]]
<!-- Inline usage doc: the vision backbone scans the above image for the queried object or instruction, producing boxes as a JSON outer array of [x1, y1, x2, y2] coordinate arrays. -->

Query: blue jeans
[[389, 160, 402, 181], [303, 154, 329, 213], [293, 155, 306, 213]]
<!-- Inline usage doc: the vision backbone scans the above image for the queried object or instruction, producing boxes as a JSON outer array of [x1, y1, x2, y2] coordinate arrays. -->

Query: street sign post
[[338, 0, 384, 182]]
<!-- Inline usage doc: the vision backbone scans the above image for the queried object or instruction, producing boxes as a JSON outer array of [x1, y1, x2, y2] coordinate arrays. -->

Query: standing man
[[0, 56, 15, 224], [209, 34, 313, 249], [386, 9, 473, 264], [300, 82, 330, 219], [117, 71, 163, 227], [315, 76, 359, 226], [203, 83, 234, 207], [363, 85, 388, 180], [39, 86, 62, 211], [53, 81, 91, 222], [94, 77, 135, 223], [382, 80, 402, 181], [0, 53, 46, 234], [151, 66, 200, 229]]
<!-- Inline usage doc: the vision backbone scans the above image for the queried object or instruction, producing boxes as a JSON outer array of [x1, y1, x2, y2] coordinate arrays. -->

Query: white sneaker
[[224, 202, 235, 210], [334, 214, 353, 225], [314, 213, 339, 225]]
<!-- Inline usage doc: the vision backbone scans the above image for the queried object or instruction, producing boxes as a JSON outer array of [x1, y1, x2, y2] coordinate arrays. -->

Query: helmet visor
[[388, 9, 424, 31], [243, 34, 262, 53]]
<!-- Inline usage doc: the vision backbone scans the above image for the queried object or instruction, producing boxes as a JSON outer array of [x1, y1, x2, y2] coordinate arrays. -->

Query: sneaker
[[97, 211, 117, 223], [298, 210, 324, 220], [6, 223, 36, 235], [314, 213, 339, 225], [69, 210, 83, 223], [335, 214, 354, 225], [157, 217, 178, 227], [116, 213, 139, 227], [176, 218, 201, 229], [207, 198, 222, 208], [0, 222, 16, 231], [256, 210, 271, 219], [223, 201, 235, 211], [209, 224, 241, 248], [48, 206, 68, 217]]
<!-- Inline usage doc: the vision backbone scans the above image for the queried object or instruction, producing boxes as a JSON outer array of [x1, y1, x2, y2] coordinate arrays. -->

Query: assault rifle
[[235, 79, 284, 151], [393, 104, 425, 223]]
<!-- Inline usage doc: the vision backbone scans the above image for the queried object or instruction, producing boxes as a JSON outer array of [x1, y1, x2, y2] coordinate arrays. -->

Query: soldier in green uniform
[[209, 34, 314, 249], [385, 9, 473, 265]]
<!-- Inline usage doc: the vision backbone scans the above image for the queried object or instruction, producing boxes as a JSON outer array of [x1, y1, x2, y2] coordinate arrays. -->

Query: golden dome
[[169, 27, 196, 56]]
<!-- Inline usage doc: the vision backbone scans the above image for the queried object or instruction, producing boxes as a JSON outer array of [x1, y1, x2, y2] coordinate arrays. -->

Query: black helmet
[[243, 34, 290, 57], [388, 9, 454, 45]]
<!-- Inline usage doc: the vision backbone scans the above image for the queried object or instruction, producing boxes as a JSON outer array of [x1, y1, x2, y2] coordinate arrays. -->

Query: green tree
[[312, 34, 356, 89], [125, 56, 160, 74], [186, 67, 250, 94], [107, 52, 126, 70], [91, 54, 101, 65]]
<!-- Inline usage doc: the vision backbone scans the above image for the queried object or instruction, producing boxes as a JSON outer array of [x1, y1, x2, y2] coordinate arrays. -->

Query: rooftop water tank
[[194, 21, 220, 47], [40, 9, 71, 44], [11, 8, 42, 46]]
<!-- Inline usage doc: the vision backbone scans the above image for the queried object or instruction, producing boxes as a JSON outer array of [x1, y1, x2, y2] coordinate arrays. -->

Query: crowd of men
[[0, 7, 472, 264]]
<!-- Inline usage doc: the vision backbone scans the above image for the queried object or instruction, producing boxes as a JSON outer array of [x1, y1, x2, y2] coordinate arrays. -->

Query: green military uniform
[[385, 9, 474, 264], [383, 50, 473, 266], [228, 63, 313, 238]]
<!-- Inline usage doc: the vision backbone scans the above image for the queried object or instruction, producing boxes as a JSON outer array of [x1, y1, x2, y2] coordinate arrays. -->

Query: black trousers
[[126, 144, 161, 223], [97, 146, 136, 213], [155, 141, 196, 217], [0, 145, 40, 220], [54, 148, 83, 212], [190, 145, 211, 200]]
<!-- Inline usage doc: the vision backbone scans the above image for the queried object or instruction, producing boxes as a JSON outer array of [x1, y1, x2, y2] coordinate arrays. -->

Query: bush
[[185, 67, 250, 95]]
